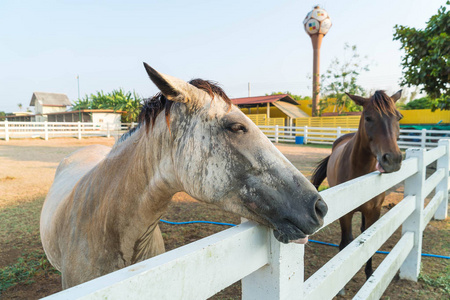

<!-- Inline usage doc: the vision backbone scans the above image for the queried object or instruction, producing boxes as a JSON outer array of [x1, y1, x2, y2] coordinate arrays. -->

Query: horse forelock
[[116, 79, 231, 144], [369, 90, 402, 118]]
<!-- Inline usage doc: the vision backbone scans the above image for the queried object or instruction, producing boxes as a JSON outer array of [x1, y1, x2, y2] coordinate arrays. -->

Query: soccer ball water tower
[[303, 6, 332, 116]]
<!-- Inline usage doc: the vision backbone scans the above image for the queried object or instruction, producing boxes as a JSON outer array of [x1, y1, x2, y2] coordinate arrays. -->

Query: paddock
[[0, 138, 448, 299]]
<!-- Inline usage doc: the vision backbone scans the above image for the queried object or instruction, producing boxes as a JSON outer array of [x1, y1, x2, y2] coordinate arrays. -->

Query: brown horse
[[311, 90, 403, 291], [41, 63, 327, 288]]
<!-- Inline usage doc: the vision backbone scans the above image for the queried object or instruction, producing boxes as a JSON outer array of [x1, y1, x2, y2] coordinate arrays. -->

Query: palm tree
[[17, 103, 23, 111]]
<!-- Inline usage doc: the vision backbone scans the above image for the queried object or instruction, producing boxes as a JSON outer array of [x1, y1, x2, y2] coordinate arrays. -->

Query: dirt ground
[[0, 138, 448, 299]]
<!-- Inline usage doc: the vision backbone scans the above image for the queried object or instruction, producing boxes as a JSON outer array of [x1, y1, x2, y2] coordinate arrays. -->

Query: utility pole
[[77, 75, 81, 122]]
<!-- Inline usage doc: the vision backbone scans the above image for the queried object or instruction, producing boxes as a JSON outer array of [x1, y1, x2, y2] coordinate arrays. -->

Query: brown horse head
[[346, 90, 403, 173]]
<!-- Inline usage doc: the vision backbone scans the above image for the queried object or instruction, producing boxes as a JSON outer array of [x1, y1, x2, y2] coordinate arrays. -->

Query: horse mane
[[369, 90, 402, 118], [117, 79, 231, 143]]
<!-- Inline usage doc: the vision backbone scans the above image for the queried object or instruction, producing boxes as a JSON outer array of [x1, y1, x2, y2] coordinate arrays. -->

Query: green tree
[[72, 89, 142, 122], [395, 87, 421, 109], [393, 2, 449, 111], [400, 96, 433, 110], [17, 103, 22, 111], [318, 43, 370, 115]]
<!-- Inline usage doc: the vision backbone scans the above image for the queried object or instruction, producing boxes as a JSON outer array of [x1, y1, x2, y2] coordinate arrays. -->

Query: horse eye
[[227, 123, 247, 133], [365, 116, 372, 122]]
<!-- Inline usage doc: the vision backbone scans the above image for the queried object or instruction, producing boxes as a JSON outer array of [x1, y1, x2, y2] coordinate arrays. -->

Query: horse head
[[346, 90, 403, 173], [143, 63, 327, 243]]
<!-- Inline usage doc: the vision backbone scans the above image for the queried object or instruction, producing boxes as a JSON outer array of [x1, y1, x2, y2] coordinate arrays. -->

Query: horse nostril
[[314, 197, 328, 220]]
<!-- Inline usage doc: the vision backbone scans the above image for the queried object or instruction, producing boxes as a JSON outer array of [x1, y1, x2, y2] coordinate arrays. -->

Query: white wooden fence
[[42, 140, 449, 300], [259, 125, 450, 149], [0, 120, 136, 141], [1, 121, 448, 149]]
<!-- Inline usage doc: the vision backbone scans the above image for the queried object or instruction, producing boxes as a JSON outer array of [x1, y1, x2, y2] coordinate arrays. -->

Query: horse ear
[[390, 90, 402, 103], [143, 62, 207, 106], [345, 93, 367, 106]]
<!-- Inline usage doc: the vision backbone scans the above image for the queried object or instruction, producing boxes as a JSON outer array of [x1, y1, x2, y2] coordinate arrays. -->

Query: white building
[[30, 92, 72, 121], [6, 92, 122, 126]]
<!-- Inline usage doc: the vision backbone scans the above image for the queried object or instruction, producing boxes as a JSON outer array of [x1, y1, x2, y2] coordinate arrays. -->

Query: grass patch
[[0, 197, 44, 245], [318, 185, 329, 192], [300, 143, 333, 149], [0, 250, 59, 292], [418, 263, 450, 295]]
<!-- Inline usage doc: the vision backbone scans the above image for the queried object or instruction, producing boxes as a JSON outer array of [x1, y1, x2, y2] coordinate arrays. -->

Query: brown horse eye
[[228, 123, 247, 133], [365, 116, 372, 122]]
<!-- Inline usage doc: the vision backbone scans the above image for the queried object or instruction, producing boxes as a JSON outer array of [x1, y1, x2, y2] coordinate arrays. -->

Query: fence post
[[434, 139, 449, 219], [131, 122, 135, 129], [77, 121, 82, 140], [44, 121, 48, 141], [399, 148, 426, 281], [304, 126, 308, 144], [420, 129, 426, 148], [242, 232, 304, 300], [275, 125, 279, 143], [289, 118, 293, 136], [106, 123, 111, 138], [4, 119, 9, 141], [337, 126, 341, 139]]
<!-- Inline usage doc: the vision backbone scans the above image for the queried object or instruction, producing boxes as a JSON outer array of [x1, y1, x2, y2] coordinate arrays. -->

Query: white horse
[[40, 63, 328, 288]]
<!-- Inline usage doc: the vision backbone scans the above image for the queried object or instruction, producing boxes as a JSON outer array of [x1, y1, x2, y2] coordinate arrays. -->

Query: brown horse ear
[[390, 90, 402, 103], [143, 62, 208, 106], [345, 93, 367, 107]]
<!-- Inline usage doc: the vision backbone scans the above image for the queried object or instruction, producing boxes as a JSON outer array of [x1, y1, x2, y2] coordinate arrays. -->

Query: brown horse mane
[[118, 79, 231, 143], [369, 90, 402, 118]]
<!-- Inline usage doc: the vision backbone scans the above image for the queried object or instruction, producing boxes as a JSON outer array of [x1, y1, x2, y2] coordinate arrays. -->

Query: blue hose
[[160, 219, 237, 227], [159, 219, 449, 259]]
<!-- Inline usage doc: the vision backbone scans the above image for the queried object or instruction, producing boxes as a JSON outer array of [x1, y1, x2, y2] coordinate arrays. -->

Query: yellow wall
[[297, 98, 339, 116], [241, 101, 449, 126], [399, 109, 449, 124], [240, 98, 340, 118], [297, 100, 312, 116], [246, 114, 285, 126], [295, 116, 361, 128]]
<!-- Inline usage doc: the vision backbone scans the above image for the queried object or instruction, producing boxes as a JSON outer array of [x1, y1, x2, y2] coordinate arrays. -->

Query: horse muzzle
[[271, 192, 328, 244], [377, 152, 402, 173]]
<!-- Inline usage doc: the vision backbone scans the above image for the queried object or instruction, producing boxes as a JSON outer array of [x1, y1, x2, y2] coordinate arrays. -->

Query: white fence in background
[[0, 120, 137, 141], [259, 125, 450, 149], [0, 121, 449, 149], [43, 140, 449, 300]]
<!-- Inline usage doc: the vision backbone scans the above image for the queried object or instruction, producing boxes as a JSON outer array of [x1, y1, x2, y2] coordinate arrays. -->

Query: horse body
[[312, 90, 403, 287], [41, 64, 327, 288]]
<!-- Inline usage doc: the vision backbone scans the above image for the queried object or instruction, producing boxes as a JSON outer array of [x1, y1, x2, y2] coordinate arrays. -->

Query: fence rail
[[43, 140, 449, 299], [258, 125, 450, 149], [1, 121, 449, 150], [0, 120, 137, 141]]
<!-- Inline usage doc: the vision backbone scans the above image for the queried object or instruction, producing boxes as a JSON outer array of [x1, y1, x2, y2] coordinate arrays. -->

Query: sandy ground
[[0, 138, 447, 299], [0, 138, 331, 209], [0, 138, 116, 208]]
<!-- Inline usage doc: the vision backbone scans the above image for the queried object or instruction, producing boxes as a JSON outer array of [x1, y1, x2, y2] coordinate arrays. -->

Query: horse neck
[[88, 124, 181, 252], [106, 125, 181, 212], [349, 118, 377, 172]]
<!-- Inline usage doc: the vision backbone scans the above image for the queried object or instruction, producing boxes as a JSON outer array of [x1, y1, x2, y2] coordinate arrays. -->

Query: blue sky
[[0, 0, 445, 113]]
